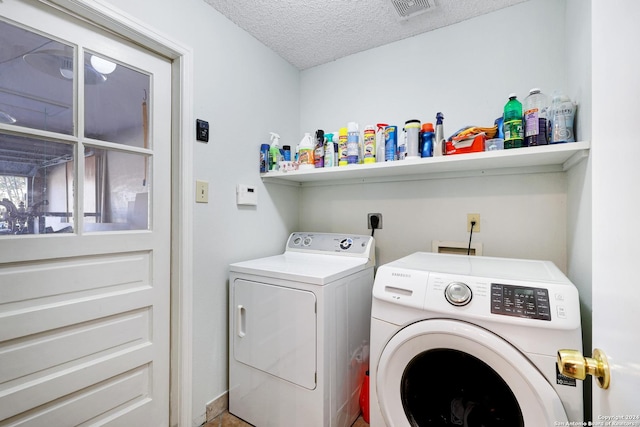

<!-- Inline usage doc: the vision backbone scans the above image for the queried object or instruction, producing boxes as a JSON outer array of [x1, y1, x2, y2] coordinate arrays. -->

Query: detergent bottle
[[297, 132, 315, 170], [269, 132, 282, 171], [314, 129, 325, 168], [504, 94, 524, 149]]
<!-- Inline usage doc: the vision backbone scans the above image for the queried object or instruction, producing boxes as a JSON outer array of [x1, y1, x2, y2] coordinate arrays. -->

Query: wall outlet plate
[[467, 213, 480, 232]]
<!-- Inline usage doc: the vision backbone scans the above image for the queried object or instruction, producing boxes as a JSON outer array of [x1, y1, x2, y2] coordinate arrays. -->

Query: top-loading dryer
[[369, 252, 583, 426], [229, 232, 375, 427]]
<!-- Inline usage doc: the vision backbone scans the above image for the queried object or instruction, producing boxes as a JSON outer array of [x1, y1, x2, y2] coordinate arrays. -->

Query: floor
[[204, 411, 368, 427]]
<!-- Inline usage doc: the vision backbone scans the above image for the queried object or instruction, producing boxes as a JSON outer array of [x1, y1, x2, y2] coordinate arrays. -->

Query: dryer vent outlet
[[390, 0, 434, 20]]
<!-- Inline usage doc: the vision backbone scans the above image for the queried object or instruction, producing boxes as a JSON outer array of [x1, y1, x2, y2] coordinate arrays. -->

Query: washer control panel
[[490, 283, 551, 321], [286, 232, 373, 255]]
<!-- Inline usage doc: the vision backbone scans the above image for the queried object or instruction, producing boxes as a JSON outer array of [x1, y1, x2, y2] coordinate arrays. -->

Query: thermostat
[[236, 184, 257, 206]]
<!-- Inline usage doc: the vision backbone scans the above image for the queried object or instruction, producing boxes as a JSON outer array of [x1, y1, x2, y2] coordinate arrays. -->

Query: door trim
[[39, 1, 195, 425]]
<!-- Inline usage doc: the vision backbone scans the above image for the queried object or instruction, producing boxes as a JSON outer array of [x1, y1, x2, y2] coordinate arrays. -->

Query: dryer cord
[[467, 221, 476, 255]]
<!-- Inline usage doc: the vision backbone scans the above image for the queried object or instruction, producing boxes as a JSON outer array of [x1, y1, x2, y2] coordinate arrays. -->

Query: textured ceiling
[[203, 0, 529, 70]]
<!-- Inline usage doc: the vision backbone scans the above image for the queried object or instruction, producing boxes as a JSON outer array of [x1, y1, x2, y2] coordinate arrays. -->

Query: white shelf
[[261, 141, 590, 186]]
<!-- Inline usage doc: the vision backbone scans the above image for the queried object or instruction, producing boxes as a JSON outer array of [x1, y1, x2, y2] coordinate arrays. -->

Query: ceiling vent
[[390, 0, 434, 20]]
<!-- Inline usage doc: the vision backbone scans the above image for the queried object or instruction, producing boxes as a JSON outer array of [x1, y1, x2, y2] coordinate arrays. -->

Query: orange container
[[445, 133, 486, 155], [359, 370, 370, 423]]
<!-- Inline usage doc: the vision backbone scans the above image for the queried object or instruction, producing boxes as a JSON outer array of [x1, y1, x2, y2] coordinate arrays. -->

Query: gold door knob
[[557, 348, 610, 389]]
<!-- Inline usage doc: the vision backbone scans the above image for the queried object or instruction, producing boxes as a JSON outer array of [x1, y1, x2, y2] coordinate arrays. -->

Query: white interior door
[[591, 0, 640, 420], [0, 1, 171, 425]]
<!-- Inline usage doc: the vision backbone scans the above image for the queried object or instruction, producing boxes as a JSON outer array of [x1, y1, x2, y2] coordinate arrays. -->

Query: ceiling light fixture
[[23, 49, 107, 84], [90, 55, 117, 75]]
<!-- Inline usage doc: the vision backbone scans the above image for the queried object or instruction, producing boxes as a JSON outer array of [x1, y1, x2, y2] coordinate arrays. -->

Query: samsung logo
[[392, 272, 411, 278]]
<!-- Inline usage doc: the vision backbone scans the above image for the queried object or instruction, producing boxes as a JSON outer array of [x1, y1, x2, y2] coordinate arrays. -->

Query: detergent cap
[[436, 112, 444, 125], [422, 123, 434, 132], [269, 132, 280, 147]]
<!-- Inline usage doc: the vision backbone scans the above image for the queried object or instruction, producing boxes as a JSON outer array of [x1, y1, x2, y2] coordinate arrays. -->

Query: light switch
[[196, 180, 209, 203]]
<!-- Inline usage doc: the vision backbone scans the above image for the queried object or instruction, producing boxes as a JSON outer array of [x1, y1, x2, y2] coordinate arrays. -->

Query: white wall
[[298, 0, 574, 270], [99, 0, 300, 424]]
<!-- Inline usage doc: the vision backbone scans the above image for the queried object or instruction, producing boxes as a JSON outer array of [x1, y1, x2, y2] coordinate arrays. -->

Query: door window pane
[[0, 134, 74, 235], [0, 19, 74, 135], [84, 52, 151, 148], [84, 146, 149, 231]]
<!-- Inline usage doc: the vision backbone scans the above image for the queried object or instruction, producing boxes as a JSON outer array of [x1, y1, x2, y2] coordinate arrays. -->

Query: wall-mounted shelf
[[261, 141, 590, 186]]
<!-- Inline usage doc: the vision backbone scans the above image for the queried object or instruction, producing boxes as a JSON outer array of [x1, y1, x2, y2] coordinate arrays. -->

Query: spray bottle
[[433, 112, 445, 157], [269, 132, 282, 171], [324, 133, 336, 167], [376, 123, 387, 162]]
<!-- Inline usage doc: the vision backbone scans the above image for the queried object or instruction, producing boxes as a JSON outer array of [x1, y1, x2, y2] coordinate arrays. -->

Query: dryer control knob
[[445, 282, 472, 306]]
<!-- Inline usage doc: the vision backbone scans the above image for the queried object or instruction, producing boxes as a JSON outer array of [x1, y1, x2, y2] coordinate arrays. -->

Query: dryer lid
[[386, 252, 571, 284], [229, 252, 370, 284]]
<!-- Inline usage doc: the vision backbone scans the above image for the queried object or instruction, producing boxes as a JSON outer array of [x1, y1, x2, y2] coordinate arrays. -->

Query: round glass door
[[401, 349, 523, 426], [375, 319, 569, 426]]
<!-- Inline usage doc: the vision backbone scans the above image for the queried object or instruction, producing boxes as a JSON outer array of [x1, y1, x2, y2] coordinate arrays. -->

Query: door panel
[[0, 1, 171, 425], [592, 0, 640, 419], [233, 279, 317, 390]]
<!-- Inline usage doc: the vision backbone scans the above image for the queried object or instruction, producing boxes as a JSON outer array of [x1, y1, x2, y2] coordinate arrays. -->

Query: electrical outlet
[[196, 180, 209, 203], [368, 213, 383, 230], [467, 213, 480, 232]]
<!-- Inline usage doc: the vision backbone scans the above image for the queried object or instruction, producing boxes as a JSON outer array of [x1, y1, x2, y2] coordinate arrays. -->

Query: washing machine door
[[376, 319, 568, 426]]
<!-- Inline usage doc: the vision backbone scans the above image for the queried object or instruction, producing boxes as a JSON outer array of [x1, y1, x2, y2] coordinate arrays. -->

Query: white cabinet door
[[0, 2, 171, 425], [592, 0, 640, 420]]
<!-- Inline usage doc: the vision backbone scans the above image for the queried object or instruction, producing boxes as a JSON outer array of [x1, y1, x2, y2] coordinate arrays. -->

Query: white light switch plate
[[196, 180, 208, 203], [236, 184, 257, 206]]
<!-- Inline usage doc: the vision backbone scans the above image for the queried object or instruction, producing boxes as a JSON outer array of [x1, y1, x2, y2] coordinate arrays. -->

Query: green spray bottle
[[269, 132, 281, 171]]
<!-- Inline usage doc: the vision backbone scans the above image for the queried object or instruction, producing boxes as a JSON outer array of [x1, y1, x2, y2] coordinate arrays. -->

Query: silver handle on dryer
[[237, 305, 246, 338]]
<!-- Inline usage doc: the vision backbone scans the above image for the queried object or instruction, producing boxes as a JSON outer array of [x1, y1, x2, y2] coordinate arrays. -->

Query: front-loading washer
[[229, 232, 375, 427], [370, 252, 583, 426]]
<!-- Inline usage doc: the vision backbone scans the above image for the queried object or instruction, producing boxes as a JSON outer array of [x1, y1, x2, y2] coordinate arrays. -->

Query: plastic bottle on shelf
[[363, 125, 376, 163], [375, 123, 387, 162], [549, 92, 577, 143], [385, 125, 398, 161], [524, 88, 549, 146], [397, 129, 407, 160], [324, 133, 335, 167], [297, 132, 315, 170], [338, 127, 348, 166], [503, 94, 524, 149], [314, 129, 325, 168], [433, 112, 445, 157], [269, 132, 282, 171], [260, 143, 270, 173], [421, 123, 434, 158], [347, 122, 359, 165], [404, 119, 421, 159]]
